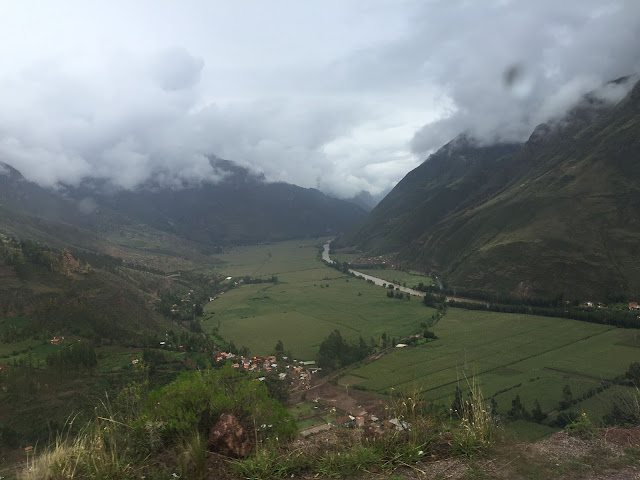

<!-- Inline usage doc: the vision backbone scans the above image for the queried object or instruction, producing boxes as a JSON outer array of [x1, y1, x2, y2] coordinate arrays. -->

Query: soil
[[298, 380, 388, 418]]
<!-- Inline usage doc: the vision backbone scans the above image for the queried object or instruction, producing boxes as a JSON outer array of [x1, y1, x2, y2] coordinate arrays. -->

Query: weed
[[452, 376, 497, 457], [178, 431, 207, 480]]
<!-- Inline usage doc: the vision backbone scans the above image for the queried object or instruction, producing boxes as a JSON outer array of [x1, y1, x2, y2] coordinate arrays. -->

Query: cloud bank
[[0, 1, 638, 197]]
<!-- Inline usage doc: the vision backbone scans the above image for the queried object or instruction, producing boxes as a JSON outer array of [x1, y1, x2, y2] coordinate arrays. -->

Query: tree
[[451, 385, 463, 418], [317, 330, 371, 373], [264, 375, 290, 405], [274, 340, 285, 357], [490, 397, 499, 418], [559, 385, 573, 410], [508, 394, 528, 419], [531, 399, 546, 423], [423, 330, 437, 340], [624, 362, 640, 386]]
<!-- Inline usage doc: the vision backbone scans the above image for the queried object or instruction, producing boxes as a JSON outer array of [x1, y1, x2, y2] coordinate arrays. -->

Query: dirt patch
[[527, 430, 600, 462], [303, 381, 386, 418], [604, 426, 640, 448]]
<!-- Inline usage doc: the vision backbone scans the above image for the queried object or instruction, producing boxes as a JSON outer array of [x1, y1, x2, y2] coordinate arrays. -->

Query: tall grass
[[19, 401, 141, 479], [451, 376, 496, 456], [178, 431, 207, 480]]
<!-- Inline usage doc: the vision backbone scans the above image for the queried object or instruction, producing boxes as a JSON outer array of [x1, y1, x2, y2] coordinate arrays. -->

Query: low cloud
[[0, 1, 638, 198]]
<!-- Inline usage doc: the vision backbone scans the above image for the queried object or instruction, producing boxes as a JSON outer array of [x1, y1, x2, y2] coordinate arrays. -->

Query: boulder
[[208, 413, 252, 457]]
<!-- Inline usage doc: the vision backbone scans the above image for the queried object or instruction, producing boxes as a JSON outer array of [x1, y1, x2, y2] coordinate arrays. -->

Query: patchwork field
[[202, 239, 639, 425], [342, 308, 640, 421], [202, 240, 435, 358]]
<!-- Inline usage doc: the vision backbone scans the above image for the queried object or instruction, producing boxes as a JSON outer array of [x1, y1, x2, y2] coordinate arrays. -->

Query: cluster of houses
[[300, 405, 410, 438], [207, 352, 321, 390], [581, 301, 640, 312], [350, 254, 395, 267]]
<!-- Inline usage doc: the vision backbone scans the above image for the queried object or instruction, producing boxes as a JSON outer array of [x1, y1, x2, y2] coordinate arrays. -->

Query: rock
[[207, 413, 252, 457]]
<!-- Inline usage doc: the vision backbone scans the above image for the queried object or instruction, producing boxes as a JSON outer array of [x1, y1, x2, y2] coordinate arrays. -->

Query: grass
[[202, 240, 435, 358], [287, 401, 338, 431], [354, 269, 434, 288], [342, 308, 640, 422]]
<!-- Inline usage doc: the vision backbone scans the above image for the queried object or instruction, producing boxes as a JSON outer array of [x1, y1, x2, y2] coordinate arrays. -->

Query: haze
[[1, 0, 639, 197]]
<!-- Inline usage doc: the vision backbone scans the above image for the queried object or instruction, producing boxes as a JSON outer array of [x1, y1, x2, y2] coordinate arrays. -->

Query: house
[[395, 343, 408, 348], [49, 337, 61, 345], [24, 446, 34, 453], [131, 359, 139, 365], [629, 302, 639, 310], [355, 416, 365, 428]]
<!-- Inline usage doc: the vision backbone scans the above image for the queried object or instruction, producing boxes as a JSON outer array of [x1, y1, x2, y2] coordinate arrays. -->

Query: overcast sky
[[1, 1, 639, 197]]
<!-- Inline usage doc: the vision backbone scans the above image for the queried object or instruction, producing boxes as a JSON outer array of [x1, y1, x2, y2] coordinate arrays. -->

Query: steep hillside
[[343, 79, 640, 300], [0, 237, 171, 343]]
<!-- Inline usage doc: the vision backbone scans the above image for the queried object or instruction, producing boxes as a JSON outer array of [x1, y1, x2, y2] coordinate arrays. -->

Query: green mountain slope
[[343, 79, 640, 300], [1, 158, 366, 245]]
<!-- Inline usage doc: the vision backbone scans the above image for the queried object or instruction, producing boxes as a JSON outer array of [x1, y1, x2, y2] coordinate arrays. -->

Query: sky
[[0, 1, 639, 198]]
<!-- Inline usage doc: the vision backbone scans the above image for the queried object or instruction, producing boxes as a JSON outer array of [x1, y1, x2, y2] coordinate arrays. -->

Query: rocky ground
[[205, 426, 640, 479]]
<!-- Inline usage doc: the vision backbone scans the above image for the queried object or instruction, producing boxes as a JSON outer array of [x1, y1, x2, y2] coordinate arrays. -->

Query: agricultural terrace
[[341, 308, 640, 421], [202, 240, 436, 358]]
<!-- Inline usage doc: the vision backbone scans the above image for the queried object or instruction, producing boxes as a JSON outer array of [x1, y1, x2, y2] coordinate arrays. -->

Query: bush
[[137, 364, 296, 445]]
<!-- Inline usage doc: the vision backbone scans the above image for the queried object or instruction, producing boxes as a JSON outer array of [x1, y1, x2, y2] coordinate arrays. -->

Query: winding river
[[322, 241, 427, 297]]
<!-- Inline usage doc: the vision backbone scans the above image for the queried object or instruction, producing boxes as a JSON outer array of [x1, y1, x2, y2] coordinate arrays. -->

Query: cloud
[[404, 1, 640, 154], [0, 1, 638, 198], [151, 47, 204, 91]]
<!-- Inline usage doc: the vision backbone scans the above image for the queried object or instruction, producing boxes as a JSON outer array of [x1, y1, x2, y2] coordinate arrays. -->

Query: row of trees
[[446, 298, 640, 329], [45, 341, 97, 370], [317, 330, 371, 373]]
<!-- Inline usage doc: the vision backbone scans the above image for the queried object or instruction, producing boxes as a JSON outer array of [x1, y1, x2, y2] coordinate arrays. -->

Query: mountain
[[346, 190, 378, 212], [0, 158, 367, 245], [342, 78, 640, 300]]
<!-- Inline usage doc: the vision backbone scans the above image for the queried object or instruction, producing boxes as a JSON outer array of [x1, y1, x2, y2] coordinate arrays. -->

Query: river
[[322, 241, 427, 297]]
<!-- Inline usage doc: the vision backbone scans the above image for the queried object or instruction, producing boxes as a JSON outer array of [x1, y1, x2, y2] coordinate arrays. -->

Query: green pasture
[[203, 241, 435, 358], [342, 308, 640, 420], [212, 240, 325, 278], [288, 401, 338, 431], [562, 385, 640, 424], [355, 269, 434, 288]]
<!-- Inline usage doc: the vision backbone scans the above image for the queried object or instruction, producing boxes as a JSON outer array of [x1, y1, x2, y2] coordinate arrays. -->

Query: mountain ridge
[[341, 78, 640, 300], [0, 157, 367, 246]]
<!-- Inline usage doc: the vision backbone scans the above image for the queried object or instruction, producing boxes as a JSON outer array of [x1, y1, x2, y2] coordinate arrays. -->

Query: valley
[[2, 2, 640, 477], [205, 242, 640, 431]]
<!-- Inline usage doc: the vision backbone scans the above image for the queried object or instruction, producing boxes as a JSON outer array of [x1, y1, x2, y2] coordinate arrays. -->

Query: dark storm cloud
[[0, 1, 638, 197]]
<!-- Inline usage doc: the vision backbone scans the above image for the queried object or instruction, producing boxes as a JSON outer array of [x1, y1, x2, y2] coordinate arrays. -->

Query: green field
[[202, 240, 435, 358], [204, 240, 639, 425], [342, 308, 640, 420], [354, 269, 434, 288]]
